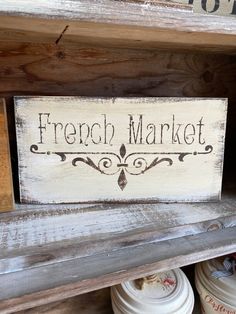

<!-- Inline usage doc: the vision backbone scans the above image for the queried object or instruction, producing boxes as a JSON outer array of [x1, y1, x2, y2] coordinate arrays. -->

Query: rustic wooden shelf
[[0, 1, 236, 313], [0, 191, 236, 312], [0, 0, 236, 53]]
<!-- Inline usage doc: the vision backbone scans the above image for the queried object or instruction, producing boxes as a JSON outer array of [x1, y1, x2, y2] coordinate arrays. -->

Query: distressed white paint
[[0, 198, 236, 275], [15, 97, 227, 203], [1, 199, 235, 253], [0, 0, 236, 34]]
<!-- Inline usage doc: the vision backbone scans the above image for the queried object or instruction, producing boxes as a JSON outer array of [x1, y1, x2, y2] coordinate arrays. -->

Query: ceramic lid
[[195, 255, 236, 308], [111, 268, 194, 314]]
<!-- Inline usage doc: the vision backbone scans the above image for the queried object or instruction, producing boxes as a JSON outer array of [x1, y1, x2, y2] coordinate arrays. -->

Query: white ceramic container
[[195, 257, 236, 314], [111, 268, 194, 314]]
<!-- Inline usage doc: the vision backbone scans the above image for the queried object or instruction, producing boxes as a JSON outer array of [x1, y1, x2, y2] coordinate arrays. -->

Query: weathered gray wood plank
[[1, 192, 236, 255], [0, 193, 236, 311], [1, 211, 235, 275], [0, 227, 235, 313], [0, 189, 235, 312]]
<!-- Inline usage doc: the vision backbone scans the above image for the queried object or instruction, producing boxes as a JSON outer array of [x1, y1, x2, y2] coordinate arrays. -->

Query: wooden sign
[[0, 99, 14, 211], [15, 97, 227, 204], [174, 0, 236, 16]]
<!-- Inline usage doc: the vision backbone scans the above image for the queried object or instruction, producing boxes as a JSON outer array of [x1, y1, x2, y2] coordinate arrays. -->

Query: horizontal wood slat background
[[1, 42, 235, 201], [0, 42, 235, 99]]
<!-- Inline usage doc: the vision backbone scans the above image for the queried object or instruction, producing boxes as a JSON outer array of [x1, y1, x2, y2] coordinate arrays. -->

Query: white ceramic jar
[[111, 268, 194, 314], [195, 257, 236, 314]]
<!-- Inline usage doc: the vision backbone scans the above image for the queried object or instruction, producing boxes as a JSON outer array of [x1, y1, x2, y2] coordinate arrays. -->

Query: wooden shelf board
[[0, 1, 236, 52], [0, 192, 236, 312], [0, 0, 235, 34], [14, 288, 113, 314], [0, 228, 235, 313], [14, 286, 201, 314]]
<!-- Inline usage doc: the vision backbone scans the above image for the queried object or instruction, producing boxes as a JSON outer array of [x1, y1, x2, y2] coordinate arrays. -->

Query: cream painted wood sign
[[15, 97, 227, 203]]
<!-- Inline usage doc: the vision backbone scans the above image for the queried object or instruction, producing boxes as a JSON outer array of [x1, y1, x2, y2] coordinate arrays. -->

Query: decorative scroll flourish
[[30, 144, 213, 190]]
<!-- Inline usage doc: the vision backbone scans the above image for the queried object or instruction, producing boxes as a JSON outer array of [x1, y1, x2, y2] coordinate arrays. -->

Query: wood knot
[[207, 221, 223, 232], [56, 51, 66, 59], [202, 70, 214, 83]]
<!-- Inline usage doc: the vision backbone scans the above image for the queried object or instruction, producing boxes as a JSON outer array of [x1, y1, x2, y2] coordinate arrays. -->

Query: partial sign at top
[[15, 97, 227, 204], [174, 0, 236, 16]]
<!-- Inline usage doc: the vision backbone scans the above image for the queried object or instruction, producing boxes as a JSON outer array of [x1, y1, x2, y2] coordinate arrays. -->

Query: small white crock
[[111, 268, 194, 314], [195, 257, 236, 314]]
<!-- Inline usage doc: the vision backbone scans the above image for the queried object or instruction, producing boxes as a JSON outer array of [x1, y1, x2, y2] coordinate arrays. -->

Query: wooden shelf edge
[[0, 1, 236, 53], [0, 0, 236, 35], [12, 286, 201, 314], [1, 193, 236, 269], [1, 191, 236, 312], [0, 227, 235, 313]]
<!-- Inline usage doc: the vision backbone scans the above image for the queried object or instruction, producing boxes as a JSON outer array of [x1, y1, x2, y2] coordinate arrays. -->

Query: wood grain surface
[[0, 1, 236, 52], [1, 42, 236, 193], [0, 99, 14, 211], [0, 42, 235, 99], [0, 0, 235, 34], [1, 192, 236, 262]]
